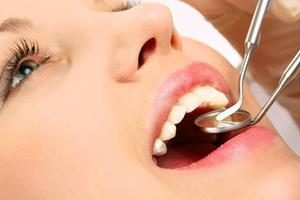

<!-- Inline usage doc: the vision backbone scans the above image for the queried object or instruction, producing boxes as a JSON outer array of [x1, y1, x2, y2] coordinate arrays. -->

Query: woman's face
[[0, 0, 299, 199]]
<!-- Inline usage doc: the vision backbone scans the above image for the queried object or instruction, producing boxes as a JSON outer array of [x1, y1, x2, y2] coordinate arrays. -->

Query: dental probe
[[216, 0, 272, 121], [195, 49, 300, 134]]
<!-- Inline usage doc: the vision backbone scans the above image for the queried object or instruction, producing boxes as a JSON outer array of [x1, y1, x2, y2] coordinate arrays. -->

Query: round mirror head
[[195, 109, 252, 134]]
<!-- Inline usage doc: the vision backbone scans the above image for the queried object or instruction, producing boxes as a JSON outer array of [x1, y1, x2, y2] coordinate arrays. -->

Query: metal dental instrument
[[194, 0, 300, 134], [195, 49, 300, 134], [217, 0, 272, 121]]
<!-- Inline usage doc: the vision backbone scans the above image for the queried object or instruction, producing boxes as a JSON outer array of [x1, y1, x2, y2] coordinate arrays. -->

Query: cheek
[[0, 69, 121, 157], [0, 86, 174, 198], [0, 84, 127, 189]]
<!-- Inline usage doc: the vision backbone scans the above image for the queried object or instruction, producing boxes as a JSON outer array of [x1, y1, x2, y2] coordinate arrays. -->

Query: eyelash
[[0, 39, 50, 99], [0, 1, 139, 103]]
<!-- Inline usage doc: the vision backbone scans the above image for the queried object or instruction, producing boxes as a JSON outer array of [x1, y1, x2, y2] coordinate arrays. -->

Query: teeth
[[153, 86, 229, 157], [193, 86, 229, 109], [159, 121, 176, 141], [153, 138, 167, 156], [178, 93, 200, 113], [168, 105, 186, 124]]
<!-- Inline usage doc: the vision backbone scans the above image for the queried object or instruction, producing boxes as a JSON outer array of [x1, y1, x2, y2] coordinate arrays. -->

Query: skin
[[0, 0, 299, 199]]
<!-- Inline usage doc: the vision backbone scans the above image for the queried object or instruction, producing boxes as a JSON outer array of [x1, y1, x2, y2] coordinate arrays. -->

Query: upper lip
[[147, 62, 234, 151]]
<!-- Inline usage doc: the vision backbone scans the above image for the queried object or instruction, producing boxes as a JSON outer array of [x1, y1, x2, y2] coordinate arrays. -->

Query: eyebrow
[[0, 18, 33, 33]]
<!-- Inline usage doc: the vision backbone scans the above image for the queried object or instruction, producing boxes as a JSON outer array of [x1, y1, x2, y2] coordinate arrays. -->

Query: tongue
[[156, 143, 217, 169]]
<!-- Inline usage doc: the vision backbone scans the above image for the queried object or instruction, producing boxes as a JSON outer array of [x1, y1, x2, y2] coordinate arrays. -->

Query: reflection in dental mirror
[[195, 109, 252, 134]]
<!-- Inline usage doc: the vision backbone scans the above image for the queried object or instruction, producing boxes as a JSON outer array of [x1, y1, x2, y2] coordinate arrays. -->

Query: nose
[[107, 3, 182, 80], [127, 3, 182, 52]]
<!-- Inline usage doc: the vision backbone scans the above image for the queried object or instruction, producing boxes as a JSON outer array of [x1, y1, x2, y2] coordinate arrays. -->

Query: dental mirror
[[195, 49, 300, 134], [195, 109, 252, 134]]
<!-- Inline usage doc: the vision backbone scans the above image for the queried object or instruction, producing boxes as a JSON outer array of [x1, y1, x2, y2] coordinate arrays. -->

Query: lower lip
[[180, 126, 277, 169]]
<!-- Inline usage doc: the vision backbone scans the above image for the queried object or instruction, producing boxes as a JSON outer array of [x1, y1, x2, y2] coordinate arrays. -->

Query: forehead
[[0, 0, 126, 22], [0, 0, 129, 50]]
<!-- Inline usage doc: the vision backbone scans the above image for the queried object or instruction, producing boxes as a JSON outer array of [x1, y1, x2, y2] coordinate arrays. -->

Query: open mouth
[[152, 86, 239, 169], [150, 63, 276, 169]]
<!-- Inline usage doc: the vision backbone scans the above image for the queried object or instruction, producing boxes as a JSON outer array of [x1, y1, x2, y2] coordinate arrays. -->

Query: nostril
[[138, 38, 156, 68]]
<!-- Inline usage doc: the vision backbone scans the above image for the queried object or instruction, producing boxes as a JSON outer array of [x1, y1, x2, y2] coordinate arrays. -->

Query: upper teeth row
[[152, 86, 229, 156]]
